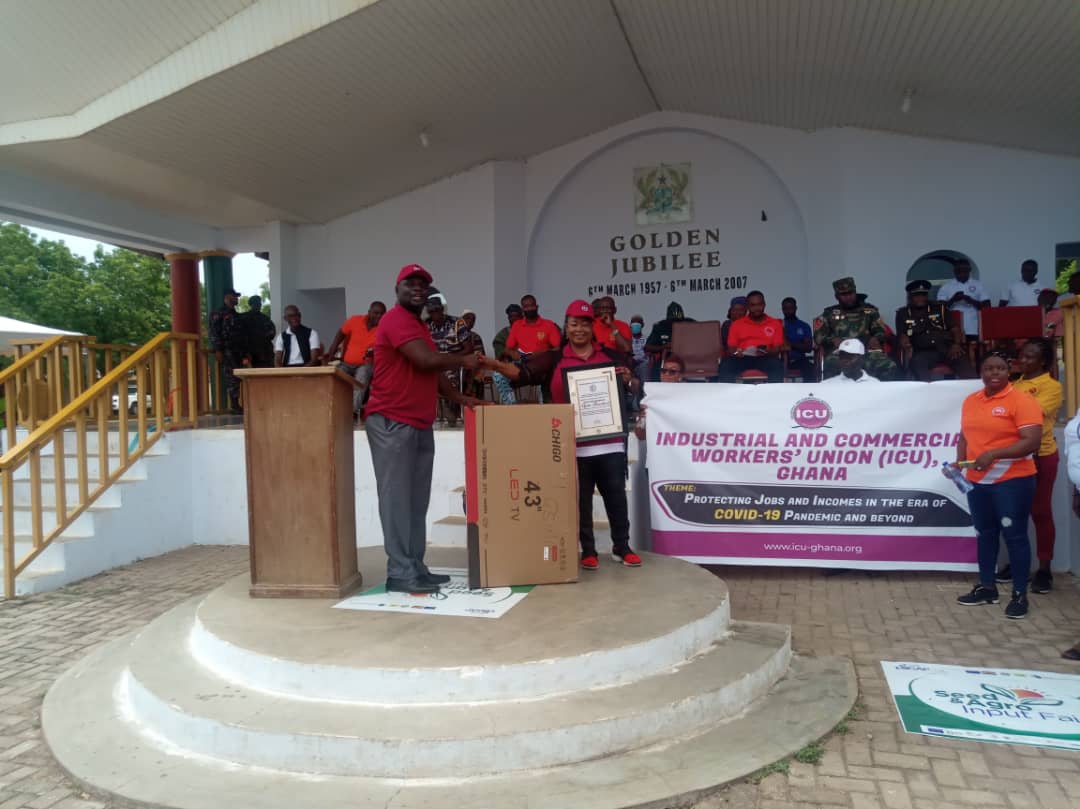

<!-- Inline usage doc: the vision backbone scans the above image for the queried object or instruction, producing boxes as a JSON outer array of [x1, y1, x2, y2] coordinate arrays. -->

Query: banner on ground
[[883, 661, 1080, 751], [334, 568, 533, 619], [645, 381, 982, 570]]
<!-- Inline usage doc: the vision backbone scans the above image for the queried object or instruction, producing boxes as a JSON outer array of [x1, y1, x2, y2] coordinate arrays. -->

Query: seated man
[[937, 258, 989, 343], [815, 277, 897, 381], [781, 296, 815, 381], [325, 300, 386, 416], [274, 305, 323, 368], [823, 339, 879, 383], [895, 279, 974, 381], [718, 290, 784, 382], [492, 304, 523, 359], [720, 296, 747, 348]]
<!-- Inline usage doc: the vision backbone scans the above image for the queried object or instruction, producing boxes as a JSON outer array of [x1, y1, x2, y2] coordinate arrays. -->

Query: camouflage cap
[[832, 277, 856, 294]]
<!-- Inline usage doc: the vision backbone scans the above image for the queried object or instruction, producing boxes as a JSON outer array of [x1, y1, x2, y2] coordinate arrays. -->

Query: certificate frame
[[561, 362, 626, 441]]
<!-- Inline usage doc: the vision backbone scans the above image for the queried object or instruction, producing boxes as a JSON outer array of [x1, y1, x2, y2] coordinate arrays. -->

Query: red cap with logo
[[396, 263, 433, 285], [565, 299, 594, 319]]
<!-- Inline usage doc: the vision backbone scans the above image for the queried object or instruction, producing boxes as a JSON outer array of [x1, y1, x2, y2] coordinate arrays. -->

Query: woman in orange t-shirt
[[952, 353, 1042, 619]]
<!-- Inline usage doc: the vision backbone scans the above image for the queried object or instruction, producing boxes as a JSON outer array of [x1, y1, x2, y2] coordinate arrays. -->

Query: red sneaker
[[613, 551, 642, 567], [580, 555, 599, 571]]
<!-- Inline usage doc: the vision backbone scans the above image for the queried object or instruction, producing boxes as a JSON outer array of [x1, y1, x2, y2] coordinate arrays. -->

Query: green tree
[[0, 222, 172, 346]]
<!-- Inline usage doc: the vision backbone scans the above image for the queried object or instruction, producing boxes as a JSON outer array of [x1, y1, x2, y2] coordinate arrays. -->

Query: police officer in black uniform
[[209, 288, 243, 412], [895, 279, 975, 381]]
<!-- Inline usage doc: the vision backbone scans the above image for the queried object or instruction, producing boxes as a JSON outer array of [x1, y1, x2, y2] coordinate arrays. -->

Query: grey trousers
[[366, 413, 435, 581], [338, 362, 373, 414]]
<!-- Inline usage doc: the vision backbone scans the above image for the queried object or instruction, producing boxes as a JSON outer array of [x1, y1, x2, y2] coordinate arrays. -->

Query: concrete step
[[191, 551, 730, 706], [12, 478, 125, 508], [0, 505, 99, 537], [10, 454, 149, 481], [0, 564, 67, 597], [128, 616, 789, 778], [46, 639, 854, 809], [6, 428, 170, 457]]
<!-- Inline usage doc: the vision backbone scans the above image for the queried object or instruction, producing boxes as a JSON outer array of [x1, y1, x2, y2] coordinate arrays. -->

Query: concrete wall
[[186, 429, 466, 550], [264, 111, 1080, 344], [89, 428, 1080, 578]]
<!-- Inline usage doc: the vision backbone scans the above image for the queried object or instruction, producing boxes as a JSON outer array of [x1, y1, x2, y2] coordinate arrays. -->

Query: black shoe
[[385, 577, 440, 594], [1005, 591, 1029, 619], [1031, 570, 1053, 594], [957, 585, 999, 606], [421, 572, 451, 585], [994, 564, 1012, 583]]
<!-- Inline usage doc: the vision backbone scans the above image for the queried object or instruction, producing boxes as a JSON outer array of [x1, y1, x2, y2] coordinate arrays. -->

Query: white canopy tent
[[0, 315, 82, 354]]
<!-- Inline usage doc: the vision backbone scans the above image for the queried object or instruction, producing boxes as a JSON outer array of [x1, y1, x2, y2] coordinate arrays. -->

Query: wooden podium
[[234, 367, 363, 598]]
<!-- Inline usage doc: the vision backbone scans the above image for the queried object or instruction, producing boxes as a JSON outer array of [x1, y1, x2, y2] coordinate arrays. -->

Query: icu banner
[[645, 380, 983, 570]]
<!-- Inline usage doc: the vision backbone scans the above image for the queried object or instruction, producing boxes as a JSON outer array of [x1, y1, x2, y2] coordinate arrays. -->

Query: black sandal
[[1062, 647, 1080, 661]]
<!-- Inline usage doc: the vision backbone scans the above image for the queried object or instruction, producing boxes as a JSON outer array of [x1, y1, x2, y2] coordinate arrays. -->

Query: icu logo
[[791, 396, 833, 430]]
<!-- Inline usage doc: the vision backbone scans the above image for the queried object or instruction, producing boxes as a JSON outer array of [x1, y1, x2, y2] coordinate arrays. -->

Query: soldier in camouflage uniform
[[209, 287, 243, 412], [815, 277, 897, 381]]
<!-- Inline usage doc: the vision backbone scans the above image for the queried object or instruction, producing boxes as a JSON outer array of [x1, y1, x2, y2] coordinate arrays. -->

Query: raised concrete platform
[[43, 547, 855, 808]]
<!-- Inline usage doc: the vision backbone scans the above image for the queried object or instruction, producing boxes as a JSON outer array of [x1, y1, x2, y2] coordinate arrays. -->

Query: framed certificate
[[562, 363, 625, 441]]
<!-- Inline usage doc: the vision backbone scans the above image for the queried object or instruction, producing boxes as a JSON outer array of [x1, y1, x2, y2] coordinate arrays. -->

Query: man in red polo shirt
[[506, 294, 561, 357], [718, 290, 785, 382], [366, 264, 481, 594], [594, 296, 632, 358]]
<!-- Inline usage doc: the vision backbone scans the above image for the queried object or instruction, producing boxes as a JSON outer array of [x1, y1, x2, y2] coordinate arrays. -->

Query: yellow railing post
[[2, 471, 13, 600]]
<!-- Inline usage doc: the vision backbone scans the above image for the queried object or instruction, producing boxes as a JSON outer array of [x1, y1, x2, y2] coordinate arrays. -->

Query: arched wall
[[527, 128, 809, 325]]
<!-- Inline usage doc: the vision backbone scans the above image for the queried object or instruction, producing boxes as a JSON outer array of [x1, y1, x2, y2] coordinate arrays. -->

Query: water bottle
[[941, 461, 974, 494]]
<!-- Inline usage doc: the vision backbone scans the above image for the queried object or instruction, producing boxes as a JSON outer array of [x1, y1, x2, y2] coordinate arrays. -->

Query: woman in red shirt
[[550, 300, 641, 571], [952, 353, 1042, 619]]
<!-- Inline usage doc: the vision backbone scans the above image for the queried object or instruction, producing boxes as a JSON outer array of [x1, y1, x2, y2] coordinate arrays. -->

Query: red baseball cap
[[396, 264, 432, 285], [565, 299, 594, 319]]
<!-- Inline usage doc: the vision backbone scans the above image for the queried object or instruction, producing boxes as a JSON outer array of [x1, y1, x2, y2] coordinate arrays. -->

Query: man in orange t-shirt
[[325, 300, 387, 415], [718, 290, 785, 382], [506, 294, 561, 356]]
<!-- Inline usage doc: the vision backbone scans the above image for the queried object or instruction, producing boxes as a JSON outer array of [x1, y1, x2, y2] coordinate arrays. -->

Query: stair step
[[45, 637, 853, 809], [11, 479, 125, 508], [10, 454, 151, 481], [0, 506, 98, 537], [9, 428, 171, 456], [126, 602, 788, 778]]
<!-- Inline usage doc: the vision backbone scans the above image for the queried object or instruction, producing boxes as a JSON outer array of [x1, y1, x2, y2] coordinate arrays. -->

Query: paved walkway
[[1, 549, 1079, 809]]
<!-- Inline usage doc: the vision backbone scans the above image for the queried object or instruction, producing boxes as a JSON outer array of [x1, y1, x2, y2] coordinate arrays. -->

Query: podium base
[[249, 570, 362, 599]]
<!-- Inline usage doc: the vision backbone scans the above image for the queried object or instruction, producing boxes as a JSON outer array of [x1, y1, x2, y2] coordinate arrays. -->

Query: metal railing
[[1, 336, 140, 448], [1, 332, 201, 598]]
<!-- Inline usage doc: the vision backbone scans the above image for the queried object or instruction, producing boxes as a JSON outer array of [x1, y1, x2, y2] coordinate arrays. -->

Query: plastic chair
[[670, 320, 723, 381]]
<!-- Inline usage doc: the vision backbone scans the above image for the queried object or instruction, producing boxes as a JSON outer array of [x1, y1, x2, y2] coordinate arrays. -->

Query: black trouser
[[577, 452, 630, 558], [909, 347, 974, 381], [787, 356, 815, 382], [718, 356, 785, 382]]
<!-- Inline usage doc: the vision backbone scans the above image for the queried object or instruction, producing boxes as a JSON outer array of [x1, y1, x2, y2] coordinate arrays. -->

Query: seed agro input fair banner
[[882, 661, 1080, 751], [645, 380, 983, 570]]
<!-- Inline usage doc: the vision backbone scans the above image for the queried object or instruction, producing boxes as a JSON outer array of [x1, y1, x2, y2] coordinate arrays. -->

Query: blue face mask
[[631, 323, 643, 336]]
